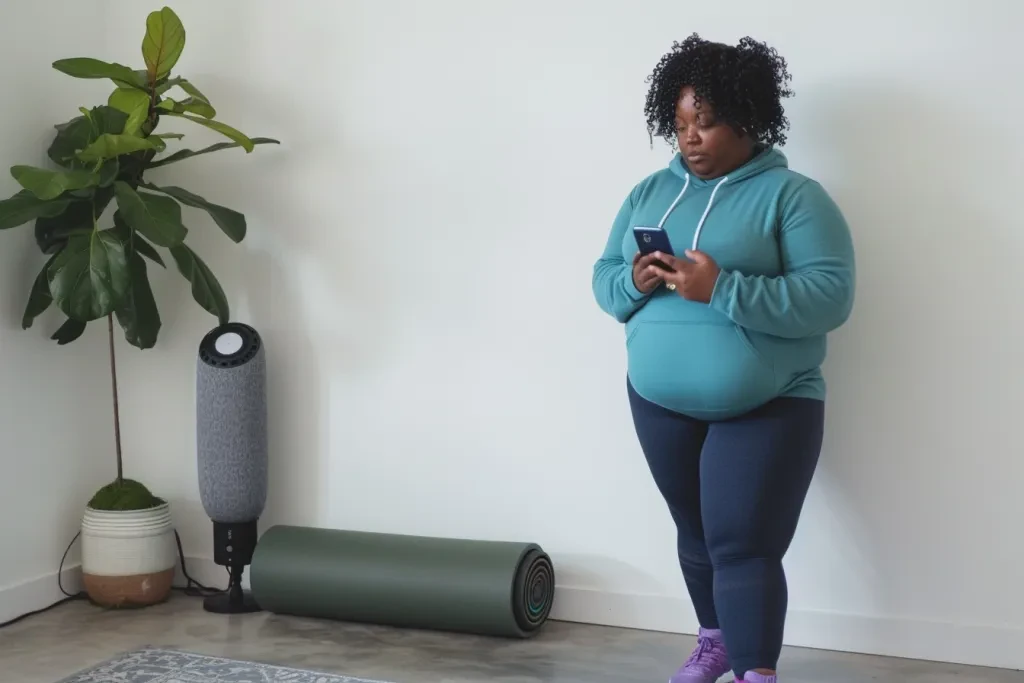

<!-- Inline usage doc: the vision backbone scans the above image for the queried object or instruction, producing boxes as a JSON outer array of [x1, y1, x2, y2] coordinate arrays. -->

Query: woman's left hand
[[651, 250, 721, 303]]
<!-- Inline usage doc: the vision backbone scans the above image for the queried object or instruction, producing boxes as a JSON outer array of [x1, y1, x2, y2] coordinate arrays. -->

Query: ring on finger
[[666, 282, 677, 291]]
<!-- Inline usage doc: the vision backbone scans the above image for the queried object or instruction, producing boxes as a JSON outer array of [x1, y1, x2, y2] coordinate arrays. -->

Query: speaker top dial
[[199, 322, 262, 368]]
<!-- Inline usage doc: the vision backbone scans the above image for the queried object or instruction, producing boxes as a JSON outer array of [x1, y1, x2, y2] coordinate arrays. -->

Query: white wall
[[7, 0, 1022, 670], [0, 2, 129, 623]]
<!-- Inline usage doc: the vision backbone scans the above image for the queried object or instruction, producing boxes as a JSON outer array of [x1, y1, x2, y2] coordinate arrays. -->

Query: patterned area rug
[[58, 648, 391, 683]]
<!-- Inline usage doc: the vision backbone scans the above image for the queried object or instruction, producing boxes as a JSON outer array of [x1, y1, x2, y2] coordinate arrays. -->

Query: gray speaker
[[196, 322, 268, 614]]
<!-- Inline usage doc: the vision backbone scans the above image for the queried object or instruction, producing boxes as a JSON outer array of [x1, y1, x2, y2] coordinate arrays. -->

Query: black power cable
[[172, 529, 226, 598], [58, 531, 82, 598], [0, 528, 225, 630]]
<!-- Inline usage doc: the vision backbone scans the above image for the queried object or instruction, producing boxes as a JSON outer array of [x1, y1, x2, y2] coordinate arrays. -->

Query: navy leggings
[[627, 379, 824, 678]]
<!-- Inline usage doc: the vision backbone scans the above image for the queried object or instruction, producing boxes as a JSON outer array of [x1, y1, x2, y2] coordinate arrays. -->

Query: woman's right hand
[[632, 252, 664, 294]]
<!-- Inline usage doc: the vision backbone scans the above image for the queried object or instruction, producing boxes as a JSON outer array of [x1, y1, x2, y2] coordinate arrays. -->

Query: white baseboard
[[551, 586, 1024, 672], [0, 565, 82, 625], [0, 557, 225, 627], [180, 557, 1023, 671], [12, 559, 1017, 673]]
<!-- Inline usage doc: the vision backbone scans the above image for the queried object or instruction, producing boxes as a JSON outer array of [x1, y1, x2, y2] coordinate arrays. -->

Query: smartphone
[[633, 226, 675, 271]]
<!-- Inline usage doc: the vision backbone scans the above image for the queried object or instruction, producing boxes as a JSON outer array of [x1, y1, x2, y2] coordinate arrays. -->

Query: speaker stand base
[[203, 590, 260, 614], [203, 563, 261, 614]]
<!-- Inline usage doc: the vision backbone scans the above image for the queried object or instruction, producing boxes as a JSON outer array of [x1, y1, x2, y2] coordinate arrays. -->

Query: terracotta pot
[[80, 502, 176, 607]]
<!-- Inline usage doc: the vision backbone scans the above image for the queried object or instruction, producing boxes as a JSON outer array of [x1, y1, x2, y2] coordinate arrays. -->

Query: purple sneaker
[[669, 627, 731, 683], [738, 673, 776, 683]]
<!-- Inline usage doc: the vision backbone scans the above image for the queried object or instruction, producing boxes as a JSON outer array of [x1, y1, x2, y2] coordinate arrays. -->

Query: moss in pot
[[89, 479, 165, 511]]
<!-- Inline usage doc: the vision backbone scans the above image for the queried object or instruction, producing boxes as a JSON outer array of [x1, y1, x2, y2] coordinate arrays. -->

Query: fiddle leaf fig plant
[[0, 6, 279, 512], [0, 5, 279, 350]]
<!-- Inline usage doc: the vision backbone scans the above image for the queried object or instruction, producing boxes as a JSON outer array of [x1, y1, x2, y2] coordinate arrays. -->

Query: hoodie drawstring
[[657, 174, 690, 229], [657, 173, 729, 251]]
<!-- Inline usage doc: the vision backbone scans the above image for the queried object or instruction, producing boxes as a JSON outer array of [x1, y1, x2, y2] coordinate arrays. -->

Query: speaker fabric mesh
[[196, 324, 268, 523]]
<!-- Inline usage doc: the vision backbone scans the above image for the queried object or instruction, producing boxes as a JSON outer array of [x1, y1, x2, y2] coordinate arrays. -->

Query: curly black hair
[[644, 34, 794, 147]]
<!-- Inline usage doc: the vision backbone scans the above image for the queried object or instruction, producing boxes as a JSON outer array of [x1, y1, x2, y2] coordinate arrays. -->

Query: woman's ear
[[732, 126, 758, 147]]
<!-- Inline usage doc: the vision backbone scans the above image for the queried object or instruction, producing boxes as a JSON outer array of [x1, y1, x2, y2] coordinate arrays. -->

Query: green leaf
[[47, 107, 129, 168], [179, 80, 210, 104], [158, 97, 215, 119], [11, 165, 98, 200], [22, 255, 57, 329], [51, 318, 87, 345], [173, 80, 215, 117], [47, 117, 93, 167], [52, 58, 147, 89], [108, 88, 149, 115], [98, 159, 119, 187], [109, 88, 151, 135], [178, 98, 215, 118], [118, 70, 152, 90], [113, 181, 187, 247], [0, 191, 70, 230], [89, 106, 130, 137], [135, 238, 165, 267], [143, 183, 246, 242], [116, 252, 161, 349], [47, 230, 130, 320], [155, 79, 215, 117], [34, 189, 113, 253], [125, 107, 149, 136], [142, 7, 186, 82], [155, 77, 184, 95], [146, 137, 280, 168], [170, 243, 229, 324], [124, 107, 149, 136], [76, 134, 160, 164], [113, 211, 164, 267], [164, 112, 254, 151]]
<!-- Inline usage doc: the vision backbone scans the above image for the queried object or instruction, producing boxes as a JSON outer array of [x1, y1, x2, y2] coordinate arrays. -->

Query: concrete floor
[[2, 596, 1021, 683]]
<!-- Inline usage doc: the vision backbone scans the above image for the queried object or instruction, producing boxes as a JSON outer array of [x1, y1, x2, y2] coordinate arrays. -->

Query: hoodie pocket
[[626, 321, 779, 416]]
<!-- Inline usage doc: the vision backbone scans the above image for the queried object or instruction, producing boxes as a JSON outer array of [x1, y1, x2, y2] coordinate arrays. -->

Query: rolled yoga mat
[[249, 525, 555, 638]]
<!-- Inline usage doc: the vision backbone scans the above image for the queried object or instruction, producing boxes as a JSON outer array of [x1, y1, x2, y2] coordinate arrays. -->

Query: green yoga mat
[[249, 525, 555, 638]]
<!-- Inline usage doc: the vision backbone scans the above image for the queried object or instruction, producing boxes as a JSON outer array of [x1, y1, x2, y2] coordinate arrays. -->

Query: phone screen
[[633, 226, 675, 271]]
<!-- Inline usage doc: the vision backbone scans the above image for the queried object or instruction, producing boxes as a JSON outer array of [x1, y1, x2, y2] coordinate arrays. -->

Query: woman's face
[[675, 86, 753, 180]]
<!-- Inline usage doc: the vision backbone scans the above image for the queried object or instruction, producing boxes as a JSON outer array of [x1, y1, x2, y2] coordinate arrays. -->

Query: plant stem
[[107, 313, 123, 484]]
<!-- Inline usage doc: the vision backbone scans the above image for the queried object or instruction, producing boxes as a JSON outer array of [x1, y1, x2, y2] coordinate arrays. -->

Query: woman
[[591, 35, 855, 683]]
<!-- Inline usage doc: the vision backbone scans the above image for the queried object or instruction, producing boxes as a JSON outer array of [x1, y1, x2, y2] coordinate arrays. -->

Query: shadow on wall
[[177, 72, 399, 531], [179, 71, 404, 377], [553, 552, 677, 594], [239, 248, 325, 531], [794, 80, 1023, 620], [193, 74, 415, 533], [141, 73, 327, 532]]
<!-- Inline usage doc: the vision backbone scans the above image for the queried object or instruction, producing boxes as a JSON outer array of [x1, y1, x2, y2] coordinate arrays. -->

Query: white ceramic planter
[[80, 502, 176, 607]]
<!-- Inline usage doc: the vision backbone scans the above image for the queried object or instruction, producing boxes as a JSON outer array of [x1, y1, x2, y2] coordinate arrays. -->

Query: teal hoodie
[[592, 146, 855, 420]]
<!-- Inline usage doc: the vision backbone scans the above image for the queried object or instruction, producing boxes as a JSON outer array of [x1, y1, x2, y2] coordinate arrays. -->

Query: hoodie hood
[[656, 145, 790, 252], [651, 143, 786, 252], [669, 144, 789, 187]]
